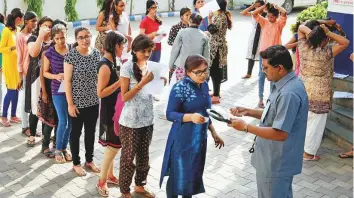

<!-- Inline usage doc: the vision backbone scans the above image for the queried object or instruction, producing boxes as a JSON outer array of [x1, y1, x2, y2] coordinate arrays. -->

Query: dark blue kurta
[[160, 77, 212, 196]]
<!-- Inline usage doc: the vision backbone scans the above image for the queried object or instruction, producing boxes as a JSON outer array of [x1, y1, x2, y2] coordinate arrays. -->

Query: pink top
[[16, 32, 31, 75], [254, 14, 287, 51]]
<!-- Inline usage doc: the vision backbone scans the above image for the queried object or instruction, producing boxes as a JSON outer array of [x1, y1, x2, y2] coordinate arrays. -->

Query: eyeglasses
[[77, 35, 92, 41], [191, 69, 209, 76]]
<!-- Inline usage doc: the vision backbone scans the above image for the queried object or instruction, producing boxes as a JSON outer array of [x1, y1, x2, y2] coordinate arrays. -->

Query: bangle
[[326, 31, 331, 36], [243, 124, 249, 133], [135, 84, 142, 90]]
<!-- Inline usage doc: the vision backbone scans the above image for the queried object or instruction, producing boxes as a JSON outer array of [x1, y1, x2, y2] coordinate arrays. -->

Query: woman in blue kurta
[[160, 55, 224, 198]]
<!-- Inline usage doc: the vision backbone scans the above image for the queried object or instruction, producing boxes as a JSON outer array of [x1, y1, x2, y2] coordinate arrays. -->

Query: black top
[[97, 57, 120, 125]]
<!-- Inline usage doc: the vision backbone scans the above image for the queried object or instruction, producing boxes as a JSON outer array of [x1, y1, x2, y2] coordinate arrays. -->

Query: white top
[[119, 61, 154, 128], [116, 12, 131, 60], [116, 12, 130, 35]]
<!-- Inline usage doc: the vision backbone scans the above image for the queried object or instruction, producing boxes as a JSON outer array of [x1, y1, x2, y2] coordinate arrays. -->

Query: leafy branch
[[65, 0, 78, 22], [24, 0, 43, 17]]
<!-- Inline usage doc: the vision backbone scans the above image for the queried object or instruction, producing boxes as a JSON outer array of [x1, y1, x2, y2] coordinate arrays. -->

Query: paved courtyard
[[0, 9, 352, 198]]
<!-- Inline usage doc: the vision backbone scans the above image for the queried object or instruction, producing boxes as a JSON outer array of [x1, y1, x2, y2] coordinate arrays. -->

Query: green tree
[[24, 0, 43, 17], [65, 0, 78, 22]]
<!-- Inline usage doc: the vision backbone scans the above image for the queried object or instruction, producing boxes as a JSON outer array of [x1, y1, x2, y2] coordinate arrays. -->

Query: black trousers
[[70, 105, 99, 166], [210, 52, 222, 97], [29, 113, 56, 150], [247, 59, 256, 75]]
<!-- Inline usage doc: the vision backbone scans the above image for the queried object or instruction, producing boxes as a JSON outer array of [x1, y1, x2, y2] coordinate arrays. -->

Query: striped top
[[44, 46, 67, 95]]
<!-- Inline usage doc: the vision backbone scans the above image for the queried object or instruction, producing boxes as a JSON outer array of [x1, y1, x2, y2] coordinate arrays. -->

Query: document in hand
[[141, 61, 168, 95], [153, 30, 167, 43], [199, 0, 220, 18], [58, 81, 65, 93]]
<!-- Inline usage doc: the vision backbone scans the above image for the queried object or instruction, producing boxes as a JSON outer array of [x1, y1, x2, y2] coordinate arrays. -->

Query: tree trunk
[[4, 0, 7, 16], [129, 0, 133, 16]]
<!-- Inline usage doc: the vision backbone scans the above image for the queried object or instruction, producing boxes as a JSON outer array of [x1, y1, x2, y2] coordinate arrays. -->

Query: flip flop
[[0, 120, 11, 127], [107, 176, 119, 185], [21, 128, 31, 137], [85, 162, 101, 173], [42, 148, 55, 158], [96, 182, 109, 197], [134, 188, 155, 198], [63, 150, 72, 162], [73, 166, 87, 177], [303, 155, 320, 161], [338, 153, 353, 158], [27, 139, 35, 147]]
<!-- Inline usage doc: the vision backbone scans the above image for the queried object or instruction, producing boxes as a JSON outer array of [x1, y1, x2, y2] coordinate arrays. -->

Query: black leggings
[[210, 52, 222, 97], [29, 113, 56, 150], [70, 105, 99, 166], [247, 59, 256, 75]]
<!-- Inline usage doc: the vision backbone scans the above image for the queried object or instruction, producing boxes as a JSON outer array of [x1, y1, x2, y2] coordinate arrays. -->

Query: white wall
[[2, 0, 198, 21]]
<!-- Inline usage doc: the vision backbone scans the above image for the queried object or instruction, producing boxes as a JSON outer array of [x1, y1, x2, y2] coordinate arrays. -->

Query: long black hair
[[21, 11, 37, 31], [306, 26, 327, 49], [0, 13, 4, 24], [33, 16, 53, 37], [99, 0, 113, 22], [103, 31, 127, 70], [217, 0, 232, 29], [146, 0, 162, 25], [190, 12, 203, 26], [6, 8, 24, 31], [131, 35, 155, 82], [112, 0, 124, 28], [73, 26, 90, 48]]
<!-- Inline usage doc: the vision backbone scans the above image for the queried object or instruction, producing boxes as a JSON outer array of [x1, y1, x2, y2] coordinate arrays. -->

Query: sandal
[[27, 139, 35, 147], [120, 194, 133, 198], [303, 155, 320, 161], [85, 162, 101, 173], [107, 175, 119, 185], [10, 117, 22, 124], [242, 74, 251, 79], [42, 148, 55, 158], [339, 150, 353, 158], [134, 188, 155, 198], [55, 151, 66, 164], [0, 119, 11, 127], [62, 150, 72, 162], [96, 180, 109, 197], [21, 127, 31, 137], [73, 165, 87, 177]]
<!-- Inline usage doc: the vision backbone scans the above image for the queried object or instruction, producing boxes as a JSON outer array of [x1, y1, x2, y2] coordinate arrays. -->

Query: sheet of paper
[[58, 81, 65, 93], [147, 61, 169, 78], [333, 72, 349, 79], [199, 0, 220, 18], [142, 79, 165, 95], [153, 34, 164, 43], [333, 91, 354, 99], [141, 61, 168, 95]]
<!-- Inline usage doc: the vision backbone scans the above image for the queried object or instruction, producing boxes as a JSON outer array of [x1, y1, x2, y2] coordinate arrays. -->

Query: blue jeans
[[149, 50, 161, 62], [258, 58, 266, 100], [53, 94, 71, 150], [2, 89, 19, 117]]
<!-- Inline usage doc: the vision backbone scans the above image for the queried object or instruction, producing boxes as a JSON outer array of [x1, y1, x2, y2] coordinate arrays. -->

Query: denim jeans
[[149, 50, 161, 62], [53, 94, 71, 151], [21, 77, 29, 128], [258, 58, 266, 100]]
